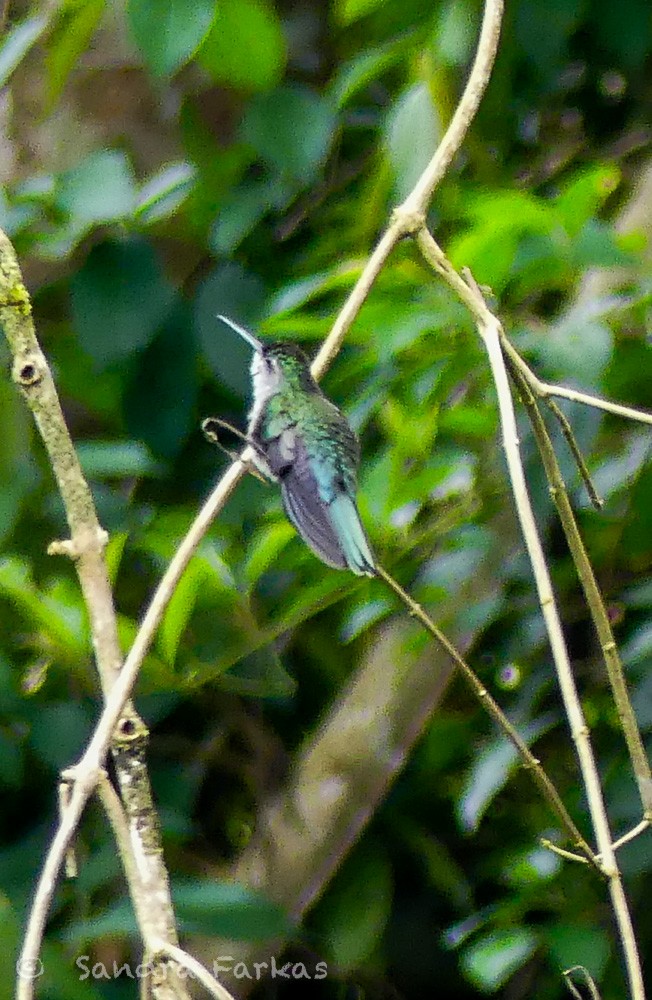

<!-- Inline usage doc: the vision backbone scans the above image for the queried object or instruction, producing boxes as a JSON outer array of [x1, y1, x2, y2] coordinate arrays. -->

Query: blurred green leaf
[[457, 714, 557, 832], [514, 0, 584, 74], [29, 702, 94, 770], [0, 378, 38, 545], [135, 161, 197, 223], [123, 306, 198, 458], [243, 521, 295, 586], [336, 0, 389, 23], [570, 220, 633, 270], [173, 878, 292, 939], [462, 929, 539, 991], [401, 823, 474, 911], [194, 261, 267, 392], [0, 731, 23, 787], [319, 847, 393, 971], [76, 440, 166, 478], [105, 531, 128, 585], [241, 85, 338, 185], [41, 151, 138, 257], [339, 597, 391, 643], [540, 314, 613, 384], [0, 558, 87, 657], [198, 0, 286, 91], [384, 82, 441, 200], [0, 14, 49, 88], [503, 846, 561, 887], [329, 39, 408, 108], [159, 556, 211, 666], [128, 0, 216, 77], [594, 0, 651, 68], [555, 165, 621, 237], [546, 924, 611, 979], [71, 239, 175, 366], [219, 645, 296, 698], [435, 0, 476, 65], [210, 177, 289, 255], [45, 0, 105, 110]]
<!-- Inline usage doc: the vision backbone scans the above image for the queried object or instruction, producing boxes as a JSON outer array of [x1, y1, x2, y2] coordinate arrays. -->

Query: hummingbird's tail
[[328, 494, 376, 577], [280, 480, 375, 577]]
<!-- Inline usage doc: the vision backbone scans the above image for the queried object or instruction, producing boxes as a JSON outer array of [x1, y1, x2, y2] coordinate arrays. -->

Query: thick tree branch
[[0, 229, 190, 1000]]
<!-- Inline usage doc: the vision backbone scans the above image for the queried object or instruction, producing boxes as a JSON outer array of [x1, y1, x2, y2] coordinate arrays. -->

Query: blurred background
[[1, 0, 652, 996]]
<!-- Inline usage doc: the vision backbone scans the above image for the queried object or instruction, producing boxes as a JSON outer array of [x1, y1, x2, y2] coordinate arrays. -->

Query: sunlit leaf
[[461, 929, 538, 991], [198, 0, 286, 91], [135, 162, 196, 223], [45, 0, 105, 109]]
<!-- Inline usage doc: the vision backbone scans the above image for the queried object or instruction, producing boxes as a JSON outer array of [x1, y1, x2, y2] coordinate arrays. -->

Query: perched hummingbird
[[215, 315, 375, 577]]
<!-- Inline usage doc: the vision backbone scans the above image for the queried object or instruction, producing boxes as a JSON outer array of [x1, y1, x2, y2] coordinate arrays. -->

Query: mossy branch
[[0, 230, 191, 1000]]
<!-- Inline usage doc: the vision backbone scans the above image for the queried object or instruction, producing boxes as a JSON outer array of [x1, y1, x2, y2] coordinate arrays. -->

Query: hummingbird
[[212, 315, 376, 577]]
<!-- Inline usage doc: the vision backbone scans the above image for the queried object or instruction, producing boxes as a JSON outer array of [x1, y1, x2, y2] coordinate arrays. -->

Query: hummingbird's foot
[[201, 418, 270, 484]]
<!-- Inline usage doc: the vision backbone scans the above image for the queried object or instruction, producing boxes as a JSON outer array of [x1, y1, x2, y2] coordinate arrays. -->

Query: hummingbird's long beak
[[216, 314, 263, 352]]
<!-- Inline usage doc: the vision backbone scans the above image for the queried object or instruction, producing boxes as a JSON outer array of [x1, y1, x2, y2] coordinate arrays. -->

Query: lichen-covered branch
[[0, 229, 190, 1000]]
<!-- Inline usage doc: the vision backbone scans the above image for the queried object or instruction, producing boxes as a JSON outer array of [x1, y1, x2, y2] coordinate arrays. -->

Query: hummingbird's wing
[[258, 395, 375, 575], [279, 427, 375, 577]]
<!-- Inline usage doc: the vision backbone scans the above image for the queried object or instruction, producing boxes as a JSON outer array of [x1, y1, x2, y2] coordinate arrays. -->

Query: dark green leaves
[[194, 261, 266, 392], [241, 86, 338, 185], [71, 240, 175, 367], [173, 879, 291, 939], [123, 306, 198, 459]]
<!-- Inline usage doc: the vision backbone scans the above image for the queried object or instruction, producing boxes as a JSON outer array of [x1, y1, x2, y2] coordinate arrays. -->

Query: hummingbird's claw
[[201, 418, 270, 485]]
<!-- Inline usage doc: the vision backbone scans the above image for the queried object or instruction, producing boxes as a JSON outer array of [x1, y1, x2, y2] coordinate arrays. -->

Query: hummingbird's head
[[216, 315, 317, 400], [255, 342, 316, 393]]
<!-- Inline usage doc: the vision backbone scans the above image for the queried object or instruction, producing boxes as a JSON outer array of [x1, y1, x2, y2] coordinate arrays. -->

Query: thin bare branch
[[501, 336, 652, 822], [415, 229, 645, 1000], [376, 566, 597, 865], [398, 0, 503, 219], [545, 398, 604, 509], [312, 0, 504, 374], [609, 820, 650, 855], [563, 966, 603, 1000], [153, 944, 238, 1000]]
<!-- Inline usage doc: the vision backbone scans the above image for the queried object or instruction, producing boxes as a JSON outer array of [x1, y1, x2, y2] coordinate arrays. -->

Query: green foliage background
[[1, 0, 652, 996]]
